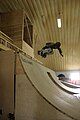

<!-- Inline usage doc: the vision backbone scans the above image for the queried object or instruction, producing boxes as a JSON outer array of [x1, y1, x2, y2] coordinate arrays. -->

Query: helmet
[[55, 42, 61, 47]]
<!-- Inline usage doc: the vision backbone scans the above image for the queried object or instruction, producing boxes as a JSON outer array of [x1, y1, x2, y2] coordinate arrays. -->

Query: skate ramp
[[19, 53, 80, 120]]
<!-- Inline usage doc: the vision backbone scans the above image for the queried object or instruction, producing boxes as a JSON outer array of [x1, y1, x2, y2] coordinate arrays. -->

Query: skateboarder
[[38, 42, 63, 58]]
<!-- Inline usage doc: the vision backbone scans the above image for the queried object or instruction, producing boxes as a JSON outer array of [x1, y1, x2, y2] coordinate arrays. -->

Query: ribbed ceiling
[[0, 0, 80, 71]]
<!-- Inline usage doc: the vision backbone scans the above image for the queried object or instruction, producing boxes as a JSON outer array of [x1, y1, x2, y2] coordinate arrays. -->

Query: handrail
[[0, 31, 13, 43], [0, 31, 42, 65]]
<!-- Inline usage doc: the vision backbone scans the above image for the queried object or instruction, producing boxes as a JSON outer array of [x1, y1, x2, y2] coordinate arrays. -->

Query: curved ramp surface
[[19, 53, 80, 120]]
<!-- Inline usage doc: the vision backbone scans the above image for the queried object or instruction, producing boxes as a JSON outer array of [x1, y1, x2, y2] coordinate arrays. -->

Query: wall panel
[[0, 50, 15, 120]]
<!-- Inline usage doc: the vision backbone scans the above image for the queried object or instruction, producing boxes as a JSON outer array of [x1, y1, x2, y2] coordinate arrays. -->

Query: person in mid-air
[[38, 42, 63, 58]]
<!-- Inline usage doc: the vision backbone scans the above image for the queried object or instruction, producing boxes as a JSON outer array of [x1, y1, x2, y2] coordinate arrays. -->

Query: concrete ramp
[[16, 53, 80, 120]]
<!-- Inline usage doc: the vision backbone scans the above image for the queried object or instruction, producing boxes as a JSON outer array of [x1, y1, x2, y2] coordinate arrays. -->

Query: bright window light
[[70, 72, 80, 81], [57, 18, 61, 28]]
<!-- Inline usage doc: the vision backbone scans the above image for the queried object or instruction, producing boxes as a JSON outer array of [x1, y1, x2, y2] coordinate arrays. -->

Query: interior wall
[[0, 50, 15, 120], [0, 15, 1, 30], [0, 10, 24, 48]]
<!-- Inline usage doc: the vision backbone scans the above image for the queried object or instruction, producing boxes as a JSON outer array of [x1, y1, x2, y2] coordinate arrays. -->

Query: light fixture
[[57, 18, 61, 28]]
